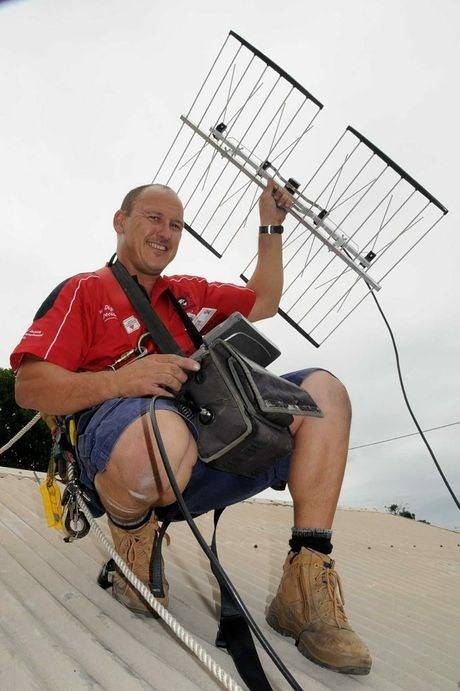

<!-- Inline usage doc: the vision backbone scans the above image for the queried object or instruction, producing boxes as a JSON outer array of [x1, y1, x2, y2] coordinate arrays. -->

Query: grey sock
[[292, 527, 332, 539], [289, 527, 333, 555]]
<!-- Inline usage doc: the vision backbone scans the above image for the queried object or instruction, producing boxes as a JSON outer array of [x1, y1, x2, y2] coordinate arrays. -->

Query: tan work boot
[[108, 512, 169, 616], [266, 548, 372, 674]]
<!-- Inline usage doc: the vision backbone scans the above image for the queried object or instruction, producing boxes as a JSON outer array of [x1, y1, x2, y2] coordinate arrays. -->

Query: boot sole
[[266, 612, 371, 676], [112, 586, 166, 618], [113, 593, 160, 618]]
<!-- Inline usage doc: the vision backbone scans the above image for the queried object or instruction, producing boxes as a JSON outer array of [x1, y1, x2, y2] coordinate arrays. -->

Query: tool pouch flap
[[229, 344, 323, 420]]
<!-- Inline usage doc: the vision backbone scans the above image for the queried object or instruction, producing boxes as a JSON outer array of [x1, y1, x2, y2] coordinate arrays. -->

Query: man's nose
[[156, 221, 172, 239]]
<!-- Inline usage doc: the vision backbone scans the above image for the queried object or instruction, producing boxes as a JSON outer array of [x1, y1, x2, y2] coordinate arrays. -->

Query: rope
[[75, 495, 243, 691], [0, 412, 41, 455], [0, 417, 242, 690]]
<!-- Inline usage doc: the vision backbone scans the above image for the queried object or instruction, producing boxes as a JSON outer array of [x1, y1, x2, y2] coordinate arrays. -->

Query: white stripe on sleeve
[[44, 275, 100, 361]]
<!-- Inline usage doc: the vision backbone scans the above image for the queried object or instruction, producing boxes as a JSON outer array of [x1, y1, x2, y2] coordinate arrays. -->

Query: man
[[11, 181, 371, 675]]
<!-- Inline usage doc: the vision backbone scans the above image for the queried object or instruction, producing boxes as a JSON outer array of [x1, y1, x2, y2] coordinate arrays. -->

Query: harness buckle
[[107, 332, 153, 371]]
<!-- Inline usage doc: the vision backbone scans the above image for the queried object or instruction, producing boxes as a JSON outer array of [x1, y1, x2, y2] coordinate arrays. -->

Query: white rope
[[0, 412, 41, 455], [76, 495, 243, 691], [2, 417, 242, 689]]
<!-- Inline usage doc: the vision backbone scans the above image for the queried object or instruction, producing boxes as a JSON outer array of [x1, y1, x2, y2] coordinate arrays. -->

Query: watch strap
[[259, 225, 284, 234]]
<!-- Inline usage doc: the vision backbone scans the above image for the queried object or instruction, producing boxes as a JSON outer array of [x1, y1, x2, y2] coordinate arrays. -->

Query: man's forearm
[[15, 359, 119, 415], [247, 180, 293, 321], [246, 233, 283, 318]]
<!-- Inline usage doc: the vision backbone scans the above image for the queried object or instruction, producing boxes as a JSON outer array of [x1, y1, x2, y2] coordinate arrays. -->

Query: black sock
[[289, 527, 333, 555], [108, 508, 152, 531]]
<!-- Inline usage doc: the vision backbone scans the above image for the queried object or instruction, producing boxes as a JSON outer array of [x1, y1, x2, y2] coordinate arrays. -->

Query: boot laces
[[120, 531, 152, 569], [117, 522, 168, 595], [316, 560, 348, 628]]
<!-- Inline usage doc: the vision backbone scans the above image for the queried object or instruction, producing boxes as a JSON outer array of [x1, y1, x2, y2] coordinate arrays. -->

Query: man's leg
[[267, 370, 372, 674], [94, 409, 197, 614], [288, 370, 351, 529], [95, 410, 197, 521]]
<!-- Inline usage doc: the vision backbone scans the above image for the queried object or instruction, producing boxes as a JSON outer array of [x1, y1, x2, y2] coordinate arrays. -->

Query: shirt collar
[[132, 274, 169, 304]]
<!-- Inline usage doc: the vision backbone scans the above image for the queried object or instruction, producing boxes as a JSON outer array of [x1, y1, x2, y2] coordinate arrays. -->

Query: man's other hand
[[114, 354, 200, 399], [259, 179, 294, 226]]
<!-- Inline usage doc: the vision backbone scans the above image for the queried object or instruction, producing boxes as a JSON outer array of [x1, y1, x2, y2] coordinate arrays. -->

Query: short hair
[[120, 184, 178, 215]]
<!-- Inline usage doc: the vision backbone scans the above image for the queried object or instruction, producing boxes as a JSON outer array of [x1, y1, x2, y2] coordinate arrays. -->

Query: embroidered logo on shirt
[[100, 304, 117, 323], [123, 315, 141, 334], [24, 329, 43, 339]]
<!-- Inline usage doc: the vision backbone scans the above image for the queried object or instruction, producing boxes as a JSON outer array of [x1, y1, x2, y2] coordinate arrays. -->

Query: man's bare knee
[[140, 410, 197, 495], [287, 372, 351, 437], [300, 370, 351, 419], [101, 410, 197, 503]]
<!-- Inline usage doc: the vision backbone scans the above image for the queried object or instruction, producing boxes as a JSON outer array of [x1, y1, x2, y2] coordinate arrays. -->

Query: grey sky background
[[1, 0, 459, 528]]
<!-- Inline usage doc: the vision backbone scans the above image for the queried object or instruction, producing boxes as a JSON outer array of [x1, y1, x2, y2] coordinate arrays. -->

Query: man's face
[[114, 187, 184, 280]]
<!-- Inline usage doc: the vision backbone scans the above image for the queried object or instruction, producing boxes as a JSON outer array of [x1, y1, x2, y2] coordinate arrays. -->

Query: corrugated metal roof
[[0, 467, 459, 690]]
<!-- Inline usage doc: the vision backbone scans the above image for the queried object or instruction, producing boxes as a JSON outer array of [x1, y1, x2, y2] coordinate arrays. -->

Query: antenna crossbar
[[181, 115, 380, 290]]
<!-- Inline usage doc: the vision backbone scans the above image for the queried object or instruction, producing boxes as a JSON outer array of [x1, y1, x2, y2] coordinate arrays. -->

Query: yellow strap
[[39, 479, 63, 529], [68, 418, 77, 447]]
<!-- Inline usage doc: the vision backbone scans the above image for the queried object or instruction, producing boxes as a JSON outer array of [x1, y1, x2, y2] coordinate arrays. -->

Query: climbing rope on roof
[[0, 411, 41, 455], [0, 417, 243, 691], [76, 494, 243, 691]]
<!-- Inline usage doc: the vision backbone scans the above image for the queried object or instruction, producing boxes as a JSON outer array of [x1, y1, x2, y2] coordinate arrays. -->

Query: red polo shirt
[[10, 271, 256, 373]]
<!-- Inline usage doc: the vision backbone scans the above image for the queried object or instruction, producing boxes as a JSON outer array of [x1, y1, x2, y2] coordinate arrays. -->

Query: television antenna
[[153, 30, 448, 347]]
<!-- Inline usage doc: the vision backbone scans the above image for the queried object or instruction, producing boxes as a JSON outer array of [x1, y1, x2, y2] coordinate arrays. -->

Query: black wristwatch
[[259, 225, 284, 234]]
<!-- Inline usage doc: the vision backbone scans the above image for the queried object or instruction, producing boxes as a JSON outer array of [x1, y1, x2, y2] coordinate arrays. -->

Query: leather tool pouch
[[181, 339, 322, 477]]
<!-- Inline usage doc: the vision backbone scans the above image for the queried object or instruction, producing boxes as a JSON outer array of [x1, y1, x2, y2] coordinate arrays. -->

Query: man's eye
[[148, 215, 160, 222]]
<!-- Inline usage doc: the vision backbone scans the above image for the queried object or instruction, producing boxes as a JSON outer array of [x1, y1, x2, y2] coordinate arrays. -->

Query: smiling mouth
[[146, 241, 168, 252]]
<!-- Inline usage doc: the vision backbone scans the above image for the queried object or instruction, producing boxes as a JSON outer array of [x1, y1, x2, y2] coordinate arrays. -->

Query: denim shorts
[[75, 368, 323, 519]]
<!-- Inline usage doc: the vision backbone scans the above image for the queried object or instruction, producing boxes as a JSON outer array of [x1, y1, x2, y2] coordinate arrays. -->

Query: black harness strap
[[150, 518, 171, 598], [109, 260, 204, 354], [109, 260, 184, 355], [211, 508, 273, 691], [166, 288, 204, 351], [98, 558, 116, 590]]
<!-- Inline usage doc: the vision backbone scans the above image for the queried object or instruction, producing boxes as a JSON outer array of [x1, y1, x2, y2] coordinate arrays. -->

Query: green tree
[[385, 503, 429, 523], [385, 503, 415, 519], [0, 367, 50, 472]]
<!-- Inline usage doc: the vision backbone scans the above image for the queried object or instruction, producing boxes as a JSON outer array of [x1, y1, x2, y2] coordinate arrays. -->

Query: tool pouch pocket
[[181, 339, 322, 477]]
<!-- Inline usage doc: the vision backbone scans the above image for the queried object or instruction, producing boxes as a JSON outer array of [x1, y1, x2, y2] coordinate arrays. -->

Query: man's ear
[[113, 209, 125, 235]]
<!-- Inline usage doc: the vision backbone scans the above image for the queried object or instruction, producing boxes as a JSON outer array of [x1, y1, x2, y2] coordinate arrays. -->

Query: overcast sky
[[1, 0, 459, 528]]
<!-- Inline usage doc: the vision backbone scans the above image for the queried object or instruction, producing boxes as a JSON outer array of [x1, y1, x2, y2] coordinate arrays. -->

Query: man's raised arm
[[246, 180, 293, 322]]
